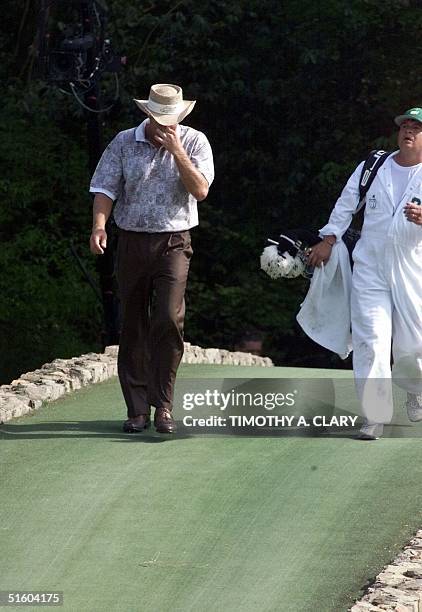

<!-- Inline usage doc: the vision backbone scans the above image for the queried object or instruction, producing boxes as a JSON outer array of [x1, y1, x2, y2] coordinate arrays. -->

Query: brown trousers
[[116, 229, 193, 417]]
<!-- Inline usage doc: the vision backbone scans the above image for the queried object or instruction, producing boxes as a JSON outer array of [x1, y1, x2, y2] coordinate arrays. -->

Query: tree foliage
[[0, 0, 421, 382]]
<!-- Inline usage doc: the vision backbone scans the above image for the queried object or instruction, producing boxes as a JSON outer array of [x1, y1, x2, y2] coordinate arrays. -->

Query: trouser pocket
[[165, 231, 193, 258]]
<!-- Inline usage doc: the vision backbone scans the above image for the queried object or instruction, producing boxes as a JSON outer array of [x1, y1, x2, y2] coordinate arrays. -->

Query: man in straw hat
[[307, 107, 422, 439], [89, 84, 214, 434]]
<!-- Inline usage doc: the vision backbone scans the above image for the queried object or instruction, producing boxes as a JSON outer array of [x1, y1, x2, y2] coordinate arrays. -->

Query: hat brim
[[394, 114, 422, 126], [133, 99, 196, 125]]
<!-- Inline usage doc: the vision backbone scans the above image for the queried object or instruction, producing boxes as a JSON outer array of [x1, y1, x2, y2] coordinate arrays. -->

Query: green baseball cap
[[394, 107, 422, 126]]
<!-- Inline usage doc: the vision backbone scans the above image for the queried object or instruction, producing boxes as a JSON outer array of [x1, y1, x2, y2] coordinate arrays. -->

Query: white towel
[[296, 241, 352, 359]]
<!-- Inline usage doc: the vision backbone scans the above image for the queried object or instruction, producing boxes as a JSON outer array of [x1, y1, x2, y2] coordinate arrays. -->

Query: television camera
[[36, 0, 125, 111]]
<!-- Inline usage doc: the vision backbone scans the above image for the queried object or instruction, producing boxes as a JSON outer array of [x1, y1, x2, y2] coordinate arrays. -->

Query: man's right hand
[[90, 228, 107, 255], [306, 239, 334, 268]]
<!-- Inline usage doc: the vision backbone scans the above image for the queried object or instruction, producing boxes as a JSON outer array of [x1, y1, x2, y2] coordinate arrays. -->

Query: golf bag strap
[[359, 149, 391, 203], [351, 149, 390, 231]]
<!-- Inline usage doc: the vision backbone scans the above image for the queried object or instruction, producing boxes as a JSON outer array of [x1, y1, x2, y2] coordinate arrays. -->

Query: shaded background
[[0, 0, 421, 384]]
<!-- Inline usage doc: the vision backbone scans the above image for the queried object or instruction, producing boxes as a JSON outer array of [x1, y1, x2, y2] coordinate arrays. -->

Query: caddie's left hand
[[404, 202, 422, 225], [155, 127, 184, 156]]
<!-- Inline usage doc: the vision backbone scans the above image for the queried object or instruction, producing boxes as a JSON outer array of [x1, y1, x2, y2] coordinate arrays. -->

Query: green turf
[[178, 363, 354, 378], [1, 365, 422, 612]]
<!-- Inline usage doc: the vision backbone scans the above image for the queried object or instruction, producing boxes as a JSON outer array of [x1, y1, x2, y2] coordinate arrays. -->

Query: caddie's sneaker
[[405, 393, 422, 422], [356, 422, 384, 440]]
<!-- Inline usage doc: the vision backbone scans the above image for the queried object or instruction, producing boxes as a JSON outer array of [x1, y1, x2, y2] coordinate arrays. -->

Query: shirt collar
[[135, 119, 148, 142], [135, 119, 182, 143]]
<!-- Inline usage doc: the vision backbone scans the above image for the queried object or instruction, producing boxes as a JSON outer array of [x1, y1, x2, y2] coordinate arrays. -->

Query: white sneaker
[[356, 422, 384, 440], [405, 393, 422, 422]]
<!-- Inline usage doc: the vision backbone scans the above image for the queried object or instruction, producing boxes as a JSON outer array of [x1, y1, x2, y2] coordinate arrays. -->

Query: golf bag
[[260, 150, 390, 280]]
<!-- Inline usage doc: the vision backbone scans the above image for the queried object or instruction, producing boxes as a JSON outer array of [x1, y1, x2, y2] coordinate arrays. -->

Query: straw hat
[[134, 84, 196, 126]]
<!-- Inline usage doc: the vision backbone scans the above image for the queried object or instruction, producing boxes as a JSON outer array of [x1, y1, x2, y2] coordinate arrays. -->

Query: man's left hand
[[404, 202, 422, 225], [156, 127, 184, 156]]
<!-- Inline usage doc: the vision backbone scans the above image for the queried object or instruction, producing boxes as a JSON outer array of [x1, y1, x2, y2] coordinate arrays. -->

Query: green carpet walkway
[[1, 364, 422, 612]]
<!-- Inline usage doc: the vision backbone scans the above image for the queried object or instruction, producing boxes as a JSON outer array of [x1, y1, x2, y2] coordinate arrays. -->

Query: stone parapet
[[0, 343, 272, 424], [350, 531, 422, 611]]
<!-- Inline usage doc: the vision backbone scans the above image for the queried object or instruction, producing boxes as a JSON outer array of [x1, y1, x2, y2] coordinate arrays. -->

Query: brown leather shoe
[[154, 409, 177, 434], [122, 415, 151, 433]]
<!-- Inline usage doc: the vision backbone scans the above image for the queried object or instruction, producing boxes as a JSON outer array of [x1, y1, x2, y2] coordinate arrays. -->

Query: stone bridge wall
[[0, 343, 272, 424]]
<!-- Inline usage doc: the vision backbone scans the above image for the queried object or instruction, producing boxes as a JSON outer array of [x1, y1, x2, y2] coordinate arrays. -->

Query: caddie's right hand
[[90, 228, 107, 255]]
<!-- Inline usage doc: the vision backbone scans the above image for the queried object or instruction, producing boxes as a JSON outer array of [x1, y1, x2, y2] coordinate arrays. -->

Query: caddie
[[307, 108, 422, 439]]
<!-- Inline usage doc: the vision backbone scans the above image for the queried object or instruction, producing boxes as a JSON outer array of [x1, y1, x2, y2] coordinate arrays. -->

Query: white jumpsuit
[[320, 152, 422, 423]]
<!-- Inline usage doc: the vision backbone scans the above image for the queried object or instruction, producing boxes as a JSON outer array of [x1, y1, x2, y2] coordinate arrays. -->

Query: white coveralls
[[319, 152, 422, 424]]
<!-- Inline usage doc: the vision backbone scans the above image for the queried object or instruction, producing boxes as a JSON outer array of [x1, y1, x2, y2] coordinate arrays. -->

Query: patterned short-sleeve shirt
[[89, 119, 214, 232]]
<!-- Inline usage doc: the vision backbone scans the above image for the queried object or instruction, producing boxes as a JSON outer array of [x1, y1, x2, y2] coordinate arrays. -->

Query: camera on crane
[[37, 0, 124, 89]]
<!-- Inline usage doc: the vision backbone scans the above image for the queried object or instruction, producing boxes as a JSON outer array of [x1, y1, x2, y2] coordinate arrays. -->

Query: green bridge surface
[[1, 364, 422, 612]]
